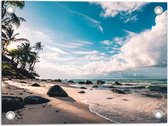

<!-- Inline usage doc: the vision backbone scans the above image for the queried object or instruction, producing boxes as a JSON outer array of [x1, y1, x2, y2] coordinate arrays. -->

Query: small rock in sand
[[31, 83, 40, 87], [19, 93, 23, 95], [78, 91, 85, 93], [20, 81, 27, 83], [107, 97, 113, 99], [80, 87, 87, 89]]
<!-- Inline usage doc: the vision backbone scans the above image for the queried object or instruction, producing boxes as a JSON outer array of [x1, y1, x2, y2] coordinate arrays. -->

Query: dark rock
[[141, 93, 163, 98], [20, 81, 27, 83], [41, 79, 47, 81], [97, 80, 105, 84], [78, 81, 85, 84], [78, 91, 85, 93], [47, 85, 68, 97], [125, 84, 134, 86], [111, 89, 129, 94], [24, 96, 50, 105], [114, 81, 122, 85], [92, 85, 98, 88], [80, 87, 87, 89], [31, 83, 40, 87], [68, 80, 75, 83], [85, 80, 93, 84], [2, 96, 24, 112], [55, 79, 62, 82], [19, 93, 23, 95], [107, 97, 113, 99]]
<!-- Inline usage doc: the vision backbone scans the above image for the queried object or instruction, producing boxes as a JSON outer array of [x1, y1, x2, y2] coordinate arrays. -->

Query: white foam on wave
[[78, 89, 120, 123]]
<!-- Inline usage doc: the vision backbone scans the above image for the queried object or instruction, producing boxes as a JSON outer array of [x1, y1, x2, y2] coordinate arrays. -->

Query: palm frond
[[13, 38, 29, 43]]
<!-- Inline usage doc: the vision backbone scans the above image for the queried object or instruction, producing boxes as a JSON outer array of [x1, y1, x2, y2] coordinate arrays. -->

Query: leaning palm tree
[[2, 25, 29, 54]]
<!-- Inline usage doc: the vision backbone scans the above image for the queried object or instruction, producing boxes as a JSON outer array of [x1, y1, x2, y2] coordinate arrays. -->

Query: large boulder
[[114, 81, 122, 85], [85, 80, 93, 84], [47, 85, 68, 97], [31, 83, 40, 87], [24, 96, 50, 105], [2, 96, 24, 112], [97, 80, 105, 84]]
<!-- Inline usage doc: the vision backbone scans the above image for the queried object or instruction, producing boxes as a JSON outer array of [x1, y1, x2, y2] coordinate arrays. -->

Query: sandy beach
[[2, 79, 167, 124], [2, 79, 110, 124]]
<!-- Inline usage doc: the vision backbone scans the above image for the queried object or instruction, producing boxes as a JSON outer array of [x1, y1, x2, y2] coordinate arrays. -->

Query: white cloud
[[95, 2, 146, 17], [13, 11, 166, 79], [124, 15, 138, 23], [80, 11, 167, 75], [94, 2, 147, 23], [100, 40, 112, 46]]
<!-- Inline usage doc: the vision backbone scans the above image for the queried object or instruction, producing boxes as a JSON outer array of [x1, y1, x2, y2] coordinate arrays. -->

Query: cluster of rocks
[[78, 80, 93, 85], [2, 96, 50, 112], [2, 85, 70, 112]]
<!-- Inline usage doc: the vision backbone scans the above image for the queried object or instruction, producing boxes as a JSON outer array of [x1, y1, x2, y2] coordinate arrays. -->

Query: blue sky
[[14, 2, 167, 79]]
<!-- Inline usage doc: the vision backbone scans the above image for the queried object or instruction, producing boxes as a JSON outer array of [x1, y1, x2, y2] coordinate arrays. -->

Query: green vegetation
[[2, 0, 43, 79]]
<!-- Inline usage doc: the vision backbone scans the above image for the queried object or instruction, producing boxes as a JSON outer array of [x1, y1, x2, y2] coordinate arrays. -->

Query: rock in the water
[[2, 96, 24, 112], [55, 79, 62, 82], [92, 85, 98, 88], [78, 81, 85, 84], [68, 80, 75, 83], [80, 87, 87, 89], [97, 80, 105, 84], [114, 81, 122, 85], [31, 83, 40, 87], [111, 89, 128, 94], [78, 91, 85, 93], [24, 96, 50, 105], [85, 80, 93, 84], [47, 85, 68, 97]]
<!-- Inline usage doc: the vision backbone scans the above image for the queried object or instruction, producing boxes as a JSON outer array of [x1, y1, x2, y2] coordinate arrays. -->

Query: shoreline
[[2, 79, 167, 124]]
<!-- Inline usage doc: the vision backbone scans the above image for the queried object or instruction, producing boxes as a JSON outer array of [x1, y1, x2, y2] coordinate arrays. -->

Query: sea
[[67, 79, 167, 123]]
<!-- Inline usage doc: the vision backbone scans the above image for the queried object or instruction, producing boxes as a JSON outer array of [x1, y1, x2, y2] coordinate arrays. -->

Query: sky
[[11, 1, 167, 79]]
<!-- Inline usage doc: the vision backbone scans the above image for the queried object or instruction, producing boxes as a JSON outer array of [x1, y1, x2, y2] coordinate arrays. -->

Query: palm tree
[[30, 42, 44, 71], [17, 42, 37, 70], [2, 25, 29, 54], [33, 42, 44, 54], [2, 0, 25, 28]]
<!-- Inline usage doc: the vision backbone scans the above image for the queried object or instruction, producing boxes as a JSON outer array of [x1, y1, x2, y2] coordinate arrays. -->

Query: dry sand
[[2, 80, 109, 124]]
